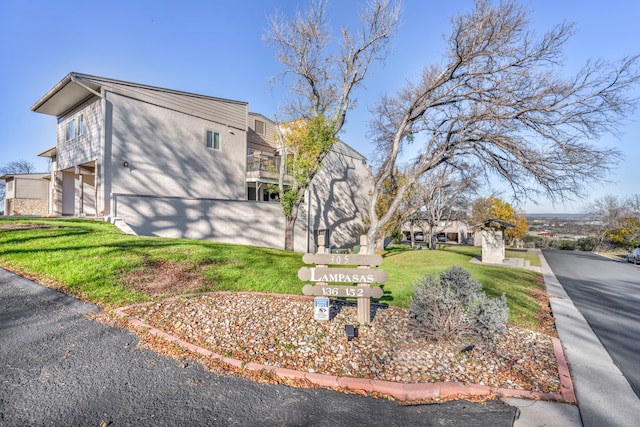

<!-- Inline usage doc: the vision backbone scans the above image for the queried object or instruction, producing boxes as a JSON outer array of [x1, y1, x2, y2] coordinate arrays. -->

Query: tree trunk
[[410, 220, 415, 249], [284, 204, 300, 252], [366, 226, 380, 255], [428, 224, 436, 250]]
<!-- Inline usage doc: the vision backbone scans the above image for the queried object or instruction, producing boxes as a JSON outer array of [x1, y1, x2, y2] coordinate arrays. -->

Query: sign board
[[303, 284, 384, 299], [298, 267, 387, 284], [302, 253, 383, 266], [313, 297, 330, 321]]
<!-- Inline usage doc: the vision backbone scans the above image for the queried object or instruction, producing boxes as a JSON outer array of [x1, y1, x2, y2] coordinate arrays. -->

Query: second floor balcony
[[246, 154, 292, 182]]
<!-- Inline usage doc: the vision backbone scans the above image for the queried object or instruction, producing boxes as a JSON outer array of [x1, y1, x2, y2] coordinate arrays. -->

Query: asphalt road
[[543, 250, 640, 398], [0, 268, 518, 426]]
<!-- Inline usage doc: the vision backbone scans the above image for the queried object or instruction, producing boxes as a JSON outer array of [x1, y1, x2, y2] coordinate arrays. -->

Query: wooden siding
[[56, 97, 102, 171], [247, 112, 277, 153], [78, 75, 248, 132]]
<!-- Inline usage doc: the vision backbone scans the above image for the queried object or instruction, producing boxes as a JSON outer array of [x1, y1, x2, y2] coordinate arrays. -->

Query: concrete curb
[[113, 290, 576, 403]]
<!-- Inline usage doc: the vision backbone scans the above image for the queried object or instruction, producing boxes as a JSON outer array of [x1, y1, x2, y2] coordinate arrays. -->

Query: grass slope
[[0, 218, 546, 330]]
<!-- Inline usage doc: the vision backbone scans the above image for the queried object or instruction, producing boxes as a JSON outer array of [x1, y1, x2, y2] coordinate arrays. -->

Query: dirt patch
[[120, 260, 213, 296], [530, 274, 557, 336], [0, 223, 52, 231]]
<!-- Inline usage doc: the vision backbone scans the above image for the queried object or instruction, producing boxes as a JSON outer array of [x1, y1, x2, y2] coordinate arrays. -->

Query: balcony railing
[[246, 154, 292, 180]]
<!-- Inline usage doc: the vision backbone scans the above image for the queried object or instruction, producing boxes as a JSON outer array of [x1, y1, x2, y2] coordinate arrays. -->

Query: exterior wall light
[[123, 161, 129, 168]]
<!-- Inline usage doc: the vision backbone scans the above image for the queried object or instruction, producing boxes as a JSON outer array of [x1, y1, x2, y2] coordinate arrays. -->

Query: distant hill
[[525, 213, 589, 219]]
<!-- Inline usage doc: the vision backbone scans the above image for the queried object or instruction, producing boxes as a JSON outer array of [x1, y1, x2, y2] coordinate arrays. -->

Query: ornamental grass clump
[[410, 266, 508, 341]]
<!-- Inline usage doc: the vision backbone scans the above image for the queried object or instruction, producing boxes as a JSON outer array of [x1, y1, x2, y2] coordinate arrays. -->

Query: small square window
[[206, 130, 220, 150]]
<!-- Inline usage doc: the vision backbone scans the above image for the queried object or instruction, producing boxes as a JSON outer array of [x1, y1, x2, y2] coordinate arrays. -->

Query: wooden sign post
[[299, 235, 385, 324]]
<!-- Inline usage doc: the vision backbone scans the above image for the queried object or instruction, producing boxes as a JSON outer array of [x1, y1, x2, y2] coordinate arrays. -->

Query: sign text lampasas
[[299, 236, 386, 324]]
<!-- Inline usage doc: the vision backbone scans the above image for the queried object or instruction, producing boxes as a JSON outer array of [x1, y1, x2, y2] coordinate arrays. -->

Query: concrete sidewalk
[[513, 250, 640, 427]]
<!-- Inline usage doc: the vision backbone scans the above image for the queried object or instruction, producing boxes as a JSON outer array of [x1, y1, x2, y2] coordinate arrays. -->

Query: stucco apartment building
[[401, 220, 475, 246], [30, 72, 372, 252]]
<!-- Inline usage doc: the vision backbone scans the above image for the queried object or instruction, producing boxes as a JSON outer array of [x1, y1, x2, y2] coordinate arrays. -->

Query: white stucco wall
[[306, 146, 373, 251], [114, 195, 307, 250], [107, 92, 247, 202]]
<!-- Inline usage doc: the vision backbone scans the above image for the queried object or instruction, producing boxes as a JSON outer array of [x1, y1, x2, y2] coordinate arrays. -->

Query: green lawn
[[0, 218, 547, 330]]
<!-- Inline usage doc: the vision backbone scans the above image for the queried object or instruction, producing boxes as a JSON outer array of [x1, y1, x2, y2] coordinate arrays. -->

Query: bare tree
[[626, 194, 640, 219], [365, 0, 640, 252], [587, 195, 629, 227], [588, 194, 640, 247], [418, 166, 478, 249], [264, 0, 400, 251], [399, 165, 477, 249], [0, 159, 36, 211]]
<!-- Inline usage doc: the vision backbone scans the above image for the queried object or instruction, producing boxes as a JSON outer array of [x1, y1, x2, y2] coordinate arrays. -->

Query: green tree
[[471, 196, 528, 244], [276, 116, 337, 245]]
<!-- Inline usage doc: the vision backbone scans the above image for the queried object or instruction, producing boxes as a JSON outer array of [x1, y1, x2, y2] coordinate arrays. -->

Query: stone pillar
[[481, 228, 505, 264]]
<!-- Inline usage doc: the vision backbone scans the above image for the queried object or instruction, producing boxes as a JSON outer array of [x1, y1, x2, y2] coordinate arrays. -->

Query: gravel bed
[[126, 293, 560, 393]]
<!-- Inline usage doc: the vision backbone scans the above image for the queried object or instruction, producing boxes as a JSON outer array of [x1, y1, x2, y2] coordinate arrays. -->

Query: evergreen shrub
[[409, 266, 508, 341]]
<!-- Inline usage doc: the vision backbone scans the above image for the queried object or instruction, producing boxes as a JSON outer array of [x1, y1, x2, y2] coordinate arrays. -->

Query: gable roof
[[473, 218, 516, 230], [331, 140, 366, 161], [31, 72, 249, 131]]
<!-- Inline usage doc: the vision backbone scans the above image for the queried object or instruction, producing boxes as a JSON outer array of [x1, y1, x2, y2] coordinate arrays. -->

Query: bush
[[548, 239, 575, 250], [409, 266, 508, 341], [390, 230, 404, 244]]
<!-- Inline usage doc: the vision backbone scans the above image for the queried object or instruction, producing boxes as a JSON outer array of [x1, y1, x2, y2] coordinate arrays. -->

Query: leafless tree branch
[[365, 0, 640, 252]]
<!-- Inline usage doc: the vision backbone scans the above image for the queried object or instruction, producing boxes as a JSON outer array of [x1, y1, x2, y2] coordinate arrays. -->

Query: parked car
[[627, 248, 640, 265], [414, 232, 425, 242], [437, 235, 446, 242]]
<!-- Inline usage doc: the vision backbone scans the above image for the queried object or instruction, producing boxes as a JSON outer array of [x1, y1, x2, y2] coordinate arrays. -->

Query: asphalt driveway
[[0, 268, 517, 426]]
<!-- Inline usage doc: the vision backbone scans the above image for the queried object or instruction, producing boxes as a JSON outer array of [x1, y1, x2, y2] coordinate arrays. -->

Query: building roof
[[31, 72, 249, 131], [473, 218, 515, 230], [37, 146, 57, 158], [331, 140, 366, 161], [0, 172, 49, 181]]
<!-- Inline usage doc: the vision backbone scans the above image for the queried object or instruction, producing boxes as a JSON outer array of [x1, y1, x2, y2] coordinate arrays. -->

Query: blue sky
[[1, 0, 638, 214]]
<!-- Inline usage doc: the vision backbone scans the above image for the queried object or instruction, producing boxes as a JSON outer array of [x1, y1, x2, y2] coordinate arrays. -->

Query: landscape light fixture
[[345, 324, 358, 341]]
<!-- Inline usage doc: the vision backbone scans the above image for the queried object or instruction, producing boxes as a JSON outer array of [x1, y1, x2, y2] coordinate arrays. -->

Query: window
[[77, 114, 85, 136], [65, 113, 85, 140], [254, 119, 265, 135], [7, 181, 13, 192], [66, 118, 76, 141], [206, 130, 220, 150]]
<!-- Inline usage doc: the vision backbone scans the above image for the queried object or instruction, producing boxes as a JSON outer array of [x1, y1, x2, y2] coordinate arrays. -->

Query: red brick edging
[[112, 293, 577, 403]]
